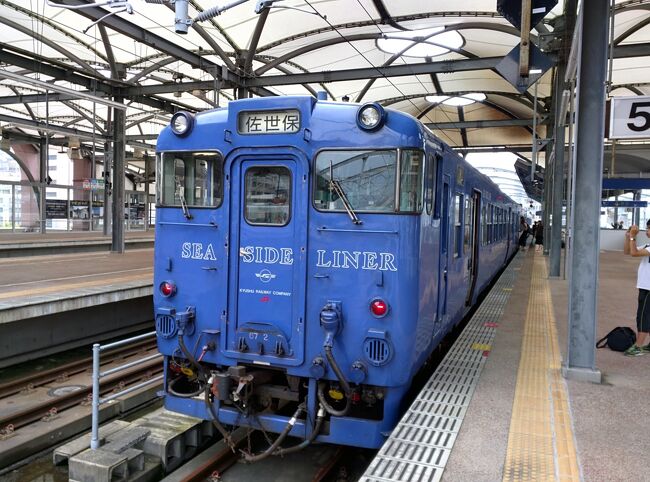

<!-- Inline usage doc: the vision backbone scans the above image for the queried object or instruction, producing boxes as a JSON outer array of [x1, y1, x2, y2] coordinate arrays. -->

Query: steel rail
[[0, 339, 158, 399], [0, 358, 162, 432]]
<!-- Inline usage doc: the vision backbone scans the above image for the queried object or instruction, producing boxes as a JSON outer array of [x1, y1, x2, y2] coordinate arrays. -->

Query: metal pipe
[[100, 375, 163, 403], [100, 331, 156, 351], [0, 69, 127, 111], [91, 343, 101, 450], [100, 353, 162, 377]]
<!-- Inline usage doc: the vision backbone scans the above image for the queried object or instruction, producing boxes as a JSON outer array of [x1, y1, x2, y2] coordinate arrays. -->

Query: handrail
[[90, 331, 160, 450]]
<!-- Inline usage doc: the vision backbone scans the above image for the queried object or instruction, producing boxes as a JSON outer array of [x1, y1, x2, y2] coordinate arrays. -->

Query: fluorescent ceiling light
[[0, 69, 127, 111], [377, 27, 464, 58], [425, 93, 487, 106]]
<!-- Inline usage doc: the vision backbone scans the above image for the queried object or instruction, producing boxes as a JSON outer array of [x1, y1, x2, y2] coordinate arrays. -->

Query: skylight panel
[[377, 28, 464, 58], [425, 93, 487, 106]]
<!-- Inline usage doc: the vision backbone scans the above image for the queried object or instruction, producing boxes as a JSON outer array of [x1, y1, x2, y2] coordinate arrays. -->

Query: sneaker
[[624, 345, 646, 356], [641, 344, 650, 353]]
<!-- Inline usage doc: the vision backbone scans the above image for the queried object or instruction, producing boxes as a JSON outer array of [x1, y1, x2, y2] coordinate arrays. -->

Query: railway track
[[0, 339, 161, 438], [164, 430, 349, 482], [0, 339, 158, 399]]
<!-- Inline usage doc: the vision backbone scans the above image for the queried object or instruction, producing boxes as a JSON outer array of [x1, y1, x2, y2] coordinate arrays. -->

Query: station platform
[[362, 249, 647, 482], [0, 247, 153, 367], [0, 230, 154, 257]]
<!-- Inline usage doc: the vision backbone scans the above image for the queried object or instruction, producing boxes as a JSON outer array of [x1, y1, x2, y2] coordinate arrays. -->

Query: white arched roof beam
[[254, 20, 539, 106], [0, 0, 109, 65], [257, 12, 537, 53], [354, 32, 477, 103], [0, 15, 100, 77], [386, 93, 539, 136]]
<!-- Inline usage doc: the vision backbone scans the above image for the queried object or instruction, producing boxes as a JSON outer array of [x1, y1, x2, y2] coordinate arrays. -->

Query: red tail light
[[370, 299, 388, 318], [160, 281, 176, 297]]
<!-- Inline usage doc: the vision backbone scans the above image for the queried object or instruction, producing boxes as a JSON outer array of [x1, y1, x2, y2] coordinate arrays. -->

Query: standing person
[[518, 216, 529, 251], [624, 221, 650, 356], [535, 221, 544, 252], [530, 221, 537, 249]]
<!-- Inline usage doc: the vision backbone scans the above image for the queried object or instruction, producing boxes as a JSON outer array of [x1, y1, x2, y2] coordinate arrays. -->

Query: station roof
[[0, 1, 649, 202]]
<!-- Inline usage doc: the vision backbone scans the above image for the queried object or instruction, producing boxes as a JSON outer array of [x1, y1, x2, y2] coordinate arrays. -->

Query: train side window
[[425, 154, 435, 215], [244, 166, 291, 226], [314, 150, 396, 212], [488, 204, 493, 244], [481, 205, 487, 245], [454, 193, 462, 257], [399, 150, 424, 212], [158, 152, 223, 207], [497, 208, 501, 240]]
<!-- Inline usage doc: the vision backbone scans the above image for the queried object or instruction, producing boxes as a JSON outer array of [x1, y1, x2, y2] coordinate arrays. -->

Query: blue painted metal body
[[154, 96, 519, 448]]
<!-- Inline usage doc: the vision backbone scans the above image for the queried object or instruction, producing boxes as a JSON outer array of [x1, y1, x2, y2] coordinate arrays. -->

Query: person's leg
[[627, 289, 650, 355], [639, 294, 650, 350]]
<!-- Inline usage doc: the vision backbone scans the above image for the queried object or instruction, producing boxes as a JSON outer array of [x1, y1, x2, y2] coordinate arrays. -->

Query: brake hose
[[274, 405, 325, 456], [317, 381, 351, 417], [241, 404, 305, 463]]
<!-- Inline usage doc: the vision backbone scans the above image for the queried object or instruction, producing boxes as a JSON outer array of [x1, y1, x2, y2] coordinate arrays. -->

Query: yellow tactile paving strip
[[503, 254, 580, 482]]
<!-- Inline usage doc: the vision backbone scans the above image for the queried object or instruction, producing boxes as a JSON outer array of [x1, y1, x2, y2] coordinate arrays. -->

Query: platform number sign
[[610, 96, 650, 139]]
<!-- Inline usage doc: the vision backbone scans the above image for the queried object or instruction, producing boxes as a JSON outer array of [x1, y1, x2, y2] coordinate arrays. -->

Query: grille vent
[[156, 315, 177, 339], [364, 338, 391, 366]]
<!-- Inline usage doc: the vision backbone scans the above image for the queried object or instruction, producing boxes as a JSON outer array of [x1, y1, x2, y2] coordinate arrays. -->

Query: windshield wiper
[[177, 185, 193, 220], [328, 163, 362, 225]]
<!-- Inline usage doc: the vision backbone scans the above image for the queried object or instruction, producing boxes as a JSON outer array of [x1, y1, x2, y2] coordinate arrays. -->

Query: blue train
[[154, 95, 519, 455]]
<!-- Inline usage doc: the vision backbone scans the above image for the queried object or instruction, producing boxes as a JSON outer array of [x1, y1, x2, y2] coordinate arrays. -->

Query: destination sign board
[[238, 110, 300, 134]]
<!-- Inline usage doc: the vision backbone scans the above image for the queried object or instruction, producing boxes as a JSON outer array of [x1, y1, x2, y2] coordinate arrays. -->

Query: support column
[[39, 138, 47, 234], [550, 63, 567, 276], [633, 191, 641, 226], [543, 137, 554, 256], [564, 0, 609, 383], [103, 110, 112, 236], [111, 101, 125, 253]]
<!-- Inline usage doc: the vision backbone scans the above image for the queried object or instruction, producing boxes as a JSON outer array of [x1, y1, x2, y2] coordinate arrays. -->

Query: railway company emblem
[[255, 269, 277, 283]]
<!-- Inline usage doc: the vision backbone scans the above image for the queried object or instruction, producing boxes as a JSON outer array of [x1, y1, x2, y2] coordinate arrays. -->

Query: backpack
[[596, 327, 636, 352]]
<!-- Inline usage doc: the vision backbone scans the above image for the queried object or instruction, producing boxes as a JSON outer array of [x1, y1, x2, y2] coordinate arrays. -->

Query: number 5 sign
[[610, 96, 650, 139]]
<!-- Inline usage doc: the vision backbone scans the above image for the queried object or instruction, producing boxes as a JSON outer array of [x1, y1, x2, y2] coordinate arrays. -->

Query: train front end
[[154, 96, 429, 451]]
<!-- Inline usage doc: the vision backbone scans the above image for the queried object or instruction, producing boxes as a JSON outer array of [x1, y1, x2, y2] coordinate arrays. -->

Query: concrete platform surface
[[442, 249, 650, 482], [0, 248, 153, 319]]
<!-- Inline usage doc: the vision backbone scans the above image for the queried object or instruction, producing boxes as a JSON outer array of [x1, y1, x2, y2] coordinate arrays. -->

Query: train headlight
[[160, 280, 176, 297], [356, 103, 386, 131], [370, 298, 389, 318], [170, 112, 193, 136]]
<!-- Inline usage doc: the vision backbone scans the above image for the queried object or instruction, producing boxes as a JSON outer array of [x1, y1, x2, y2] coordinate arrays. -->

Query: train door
[[226, 158, 307, 366], [465, 190, 481, 305], [437, 175, 451, 324]]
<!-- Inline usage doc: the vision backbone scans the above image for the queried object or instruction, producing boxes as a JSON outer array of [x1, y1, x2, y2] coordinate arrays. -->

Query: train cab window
[[399, 150, 424, 212], [314, 150, 397, 212], [158, 152, 222, 207], [244, 166, 291, 226]]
